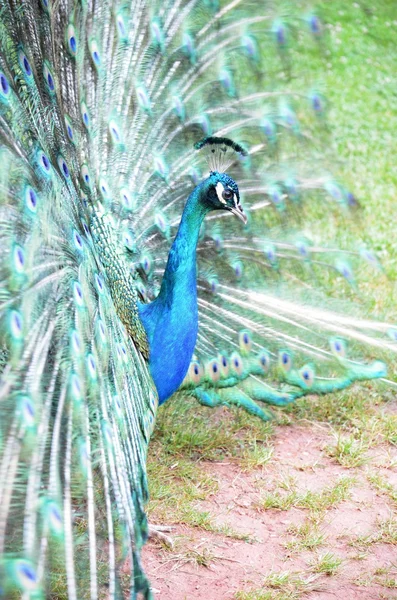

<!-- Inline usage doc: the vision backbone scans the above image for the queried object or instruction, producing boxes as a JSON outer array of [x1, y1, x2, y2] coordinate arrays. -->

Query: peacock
[[0, 0, 395, 598]]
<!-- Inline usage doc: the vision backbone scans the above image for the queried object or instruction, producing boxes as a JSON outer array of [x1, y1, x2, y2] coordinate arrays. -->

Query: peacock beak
[[230, 205, 247, 225]]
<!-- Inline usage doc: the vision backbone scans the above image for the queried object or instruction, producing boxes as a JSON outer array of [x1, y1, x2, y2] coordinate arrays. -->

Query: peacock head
[[194, 136, 248, 225], [204, 171, 247, 224]]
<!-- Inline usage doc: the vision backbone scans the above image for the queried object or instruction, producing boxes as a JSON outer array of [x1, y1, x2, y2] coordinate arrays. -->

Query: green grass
[[309, 551, 343, 576], [258, 476, 355, 514], [325, 433, 371, 468], [349, 516, 397, 550], [235, 570, 322, 600], [285, 521, 326, 553], [374, 565, 397, 589], [367, 472, 397, 505], [147, 396, 275, 528]]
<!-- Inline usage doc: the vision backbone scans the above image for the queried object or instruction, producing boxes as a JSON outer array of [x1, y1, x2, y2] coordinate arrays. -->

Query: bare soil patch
[[143, 425, 397, 600]]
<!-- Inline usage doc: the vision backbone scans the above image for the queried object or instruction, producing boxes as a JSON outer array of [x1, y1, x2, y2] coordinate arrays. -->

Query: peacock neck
[[158, 184, 209, 300], [138, 182, 210, 404]]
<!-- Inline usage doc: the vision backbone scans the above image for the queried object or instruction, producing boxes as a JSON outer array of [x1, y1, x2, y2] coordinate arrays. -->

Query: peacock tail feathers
[[0, 0, 395, 598]]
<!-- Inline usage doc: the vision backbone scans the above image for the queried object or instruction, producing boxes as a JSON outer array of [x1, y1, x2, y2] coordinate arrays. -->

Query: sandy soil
[[143, 425, 397, 600]]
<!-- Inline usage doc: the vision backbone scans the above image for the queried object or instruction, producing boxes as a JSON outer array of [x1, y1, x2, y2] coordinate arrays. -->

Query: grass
[[235, 570, 322, 600], [258, 476, 355, 513], [349, 516, 397, 550], [146, 0, 397, 598], [355, 565, 397, 590], [309, 552, 343, 576], [239, 442, 274, 471], [367, 472, 397, 505], [147, 397, 276, 528], [285, 521, 326, 553], [325, 433, 371, 468]]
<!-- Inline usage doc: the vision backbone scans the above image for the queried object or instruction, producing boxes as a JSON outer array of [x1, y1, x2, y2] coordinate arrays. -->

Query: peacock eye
[[222, 189, 233, 201], [25, 187, 38, 213], [10, 310, 23, 339], [0, 71, 10, 97]]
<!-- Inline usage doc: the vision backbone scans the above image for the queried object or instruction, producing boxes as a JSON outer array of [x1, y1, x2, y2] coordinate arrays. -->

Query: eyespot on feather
[[116, 13, 128, 41], [73, 230, 84, 252], [206, 359, 221, 382], [37, 150, 52, 177], [330, 337, 346, 358], [120, 188, 135, 210], [101, 420, 113, 448], [154, 212, 169, 236], [12, 245, 25, 274], [95, 273, 105, 294], [258, 349, 271, 374], [64, 115, 75, 143], [230, 351, 244, 376], [43, 500, 63, 537], [99, 177, 111, 200], [69, 373, 82, 402], [141, 254, 152, 275], [25, 187, 38, 213], [335, 259, 354, 282], [241, 34, 259, 62], [18, 50, 33, 79], [278, 350, 292, 372], [81, 164, 91, 188], [10, 310, 23, 340], [264, 242, 277, 265], [136, 84, 151, 112], [109, 119, 122, 145], [0, 71, 11, 101], [81, 101, 90, 129], [232, 259, 243, 279], [66, 24, 77, 56], [86, 353, 97, 380], [153, 155, 169, 180], [188, 360, 203, 384], [57, 155, 70, 179], [8, 559, 39, 592], [299, 365, 315, 388], [239, 330, 252, 355], [218, 354, 229, 377], [151, 18, 165, 51], [19, 395, 35, 428], [73, 281, 84, 307], [43, 62, 55, 93], [89, 39, 101, 68]]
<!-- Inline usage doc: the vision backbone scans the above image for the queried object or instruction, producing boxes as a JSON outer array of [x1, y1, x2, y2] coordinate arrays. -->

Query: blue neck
[[138, 183, 210, 403], [158, 185, 208, 302]]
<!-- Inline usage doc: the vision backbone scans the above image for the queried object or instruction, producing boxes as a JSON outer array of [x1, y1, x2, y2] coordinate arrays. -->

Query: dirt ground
[[143, 424, 397, 600]]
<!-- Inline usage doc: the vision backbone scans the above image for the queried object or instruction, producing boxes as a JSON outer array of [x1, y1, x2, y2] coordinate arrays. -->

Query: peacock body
[[0, 0, 395, 598]]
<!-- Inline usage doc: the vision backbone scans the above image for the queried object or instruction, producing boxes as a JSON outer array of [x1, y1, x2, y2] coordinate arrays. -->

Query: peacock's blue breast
[[138, 285, 198, 404]]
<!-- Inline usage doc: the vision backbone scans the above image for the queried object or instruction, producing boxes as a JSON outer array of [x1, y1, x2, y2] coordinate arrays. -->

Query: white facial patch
[[215, 181, 239, 208], [215, 181, 226, 204]]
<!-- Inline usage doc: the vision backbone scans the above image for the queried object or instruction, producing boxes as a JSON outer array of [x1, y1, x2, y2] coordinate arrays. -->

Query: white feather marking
[[215, 182, 226, 204]]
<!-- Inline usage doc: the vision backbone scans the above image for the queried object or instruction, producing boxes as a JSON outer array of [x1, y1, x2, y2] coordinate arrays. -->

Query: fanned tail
[[0, 0, 158, 597]]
